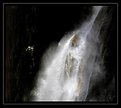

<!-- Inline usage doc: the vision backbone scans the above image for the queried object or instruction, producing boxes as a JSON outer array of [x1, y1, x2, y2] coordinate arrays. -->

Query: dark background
[[4, 4, 117, 103]]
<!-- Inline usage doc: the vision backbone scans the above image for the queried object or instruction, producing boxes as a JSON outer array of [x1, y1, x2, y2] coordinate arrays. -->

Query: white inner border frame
[[3, 2, 118, 105]]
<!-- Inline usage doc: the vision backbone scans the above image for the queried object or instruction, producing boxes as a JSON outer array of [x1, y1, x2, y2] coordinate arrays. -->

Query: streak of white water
[[32, 6, 106, 101]]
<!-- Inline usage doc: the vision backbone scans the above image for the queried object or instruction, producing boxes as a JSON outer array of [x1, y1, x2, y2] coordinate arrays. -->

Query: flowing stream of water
[[32, 6, 109, 101]]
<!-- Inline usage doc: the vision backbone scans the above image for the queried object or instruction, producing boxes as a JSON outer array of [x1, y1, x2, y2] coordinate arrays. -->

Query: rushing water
[[31, 6, 110, 101]]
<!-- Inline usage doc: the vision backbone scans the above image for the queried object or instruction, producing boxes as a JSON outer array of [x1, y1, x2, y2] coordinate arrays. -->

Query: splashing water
[[32, 6, 109, 101]]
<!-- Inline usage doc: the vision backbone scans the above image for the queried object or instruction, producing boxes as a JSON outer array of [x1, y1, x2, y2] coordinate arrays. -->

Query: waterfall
[[31, 6, 109, 101]]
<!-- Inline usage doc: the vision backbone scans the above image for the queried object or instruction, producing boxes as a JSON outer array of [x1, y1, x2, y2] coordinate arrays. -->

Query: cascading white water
[[31, 6, 108, 101]]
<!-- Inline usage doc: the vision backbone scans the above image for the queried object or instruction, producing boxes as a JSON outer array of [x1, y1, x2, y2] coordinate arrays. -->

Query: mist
[[30, 6, 114, 101]]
